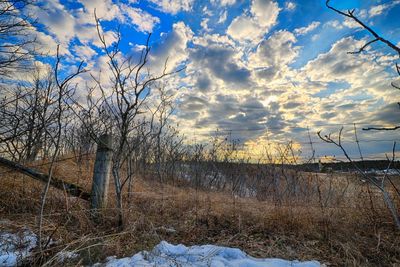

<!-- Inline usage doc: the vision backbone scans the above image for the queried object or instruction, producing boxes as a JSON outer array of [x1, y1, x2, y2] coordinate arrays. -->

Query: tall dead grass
[[0, 156, 399, 266]]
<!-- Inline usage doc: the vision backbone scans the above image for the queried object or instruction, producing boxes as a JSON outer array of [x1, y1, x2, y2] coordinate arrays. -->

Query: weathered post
[[91, 134, 113, 210]]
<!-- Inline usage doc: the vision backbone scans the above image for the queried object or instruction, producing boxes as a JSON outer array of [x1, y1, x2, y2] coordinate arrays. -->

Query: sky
[[19, 0, 400, 162]]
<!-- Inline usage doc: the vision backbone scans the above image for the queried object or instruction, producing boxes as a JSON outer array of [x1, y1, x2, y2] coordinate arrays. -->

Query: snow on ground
[[97, 241, 322, 267], [54, 250, 79, 262], [0, 228, 322, 266], [0, 227, 77, 267], [364, 169, 399, 175], [0, 229, 37, 266]]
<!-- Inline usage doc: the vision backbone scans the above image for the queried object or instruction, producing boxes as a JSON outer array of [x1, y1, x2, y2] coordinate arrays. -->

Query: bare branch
[[347, 38, 379, 54]]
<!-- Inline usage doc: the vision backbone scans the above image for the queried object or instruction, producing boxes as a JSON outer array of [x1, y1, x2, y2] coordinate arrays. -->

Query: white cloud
[[201, 18, 211, 32], [78, 0, 122, 22], [31, 1, 76, 44], [368, 0, 400, 18], [311, 34, 320, 42], [123, 6, 160, 32], [252, 30, 299, 67], [192, 33, 235, 47], [75, 22, 118, 48], [249, 30, 300, 83], [227, 0, 280, 43], [294, 21, 320, 36], [78, 1, 160, 33], [227, 16, 262, 42], [148, 22, 194, 74], [202, 6, 213, 16], [369, 5, 386, 17], [211, 0, 236, 6], [29, 29, 60, 55], [27, 0, 160, 60], [218, 10, 228, 24], [342, 18, 361, 29], [72, 45, 97, 61], [18, 0, 399, 156], [324, 18, 360, 30], [251, 0, 280, 29], [285, 1, 296, 11], [147, 0, 193, 14], [325, 20, 343, 30], [172, 29, 398, 154], [302, 37, 388, 89]]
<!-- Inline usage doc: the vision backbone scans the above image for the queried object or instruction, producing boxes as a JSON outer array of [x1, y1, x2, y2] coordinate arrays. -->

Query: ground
[[0, 157, 399, 266]]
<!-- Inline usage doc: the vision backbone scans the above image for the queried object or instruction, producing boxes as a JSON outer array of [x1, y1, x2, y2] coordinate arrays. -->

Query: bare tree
[[0, 0, 37, 77], [326, 0, 400, 58], [37, 45, 85, 250], [0, 65, 59, 161], [90, 11, 182, 228], [318, 128, 400, 229], [326, 0, 400, 131]]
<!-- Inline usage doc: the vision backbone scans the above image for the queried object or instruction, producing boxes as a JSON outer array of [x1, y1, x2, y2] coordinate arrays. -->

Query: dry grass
[[1, 157, 400, 266]]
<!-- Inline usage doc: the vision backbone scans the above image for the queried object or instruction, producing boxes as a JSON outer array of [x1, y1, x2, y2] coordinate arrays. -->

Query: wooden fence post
[[91, 134, 113, 210]]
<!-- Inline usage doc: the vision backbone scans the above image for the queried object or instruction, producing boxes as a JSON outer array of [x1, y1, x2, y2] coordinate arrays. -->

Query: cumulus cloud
[[250, 0, 280, 27], [31, 1, 76, 44], [218, 10, 228, 24], [211, 0, 236, 6], [342, 18, 361, 29], [78, 0, 122, 22], [227, 16, 262, 42], [369, 5, 387, 18], [285, 1, 296, 11], [72, 45, 97, 61], [29, 28, 60, 55], [323, 18, 359, 30], [369, 103, 400, 125], [201, 18, 211, 32], [190, 45, 251, 85], [227, 0, 280, 43], [275, 35, 400, 142], [147, 0, 194, 14], [28, 0, 161, 57], [192, 33, 236, 47], [79, 0, 160, 33], [250, 30, 300, 80], [294, 21, 320, 36], [324, 20, 343, 30], [148, 22, 194, 73], [123, 6, 160, 32], [302, 37, 388, 88], [368, 1, 400, 18], [177, 92, 283, 141], [19, 0, 399, 158]]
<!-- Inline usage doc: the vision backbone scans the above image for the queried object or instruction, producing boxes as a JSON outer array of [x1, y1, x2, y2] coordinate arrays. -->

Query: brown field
[[1, 156, 400, 266]]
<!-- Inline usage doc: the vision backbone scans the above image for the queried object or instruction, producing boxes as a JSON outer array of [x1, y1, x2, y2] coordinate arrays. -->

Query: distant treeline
[[296, 160, 400, 172], [180, 159, 400, 173]]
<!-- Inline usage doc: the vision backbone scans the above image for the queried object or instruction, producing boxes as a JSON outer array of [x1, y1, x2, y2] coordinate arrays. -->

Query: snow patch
[[0, 228, 76, 266], [96, 241, 322, 267], [54, 251, 79, 263], [0, 229, 37, 267]]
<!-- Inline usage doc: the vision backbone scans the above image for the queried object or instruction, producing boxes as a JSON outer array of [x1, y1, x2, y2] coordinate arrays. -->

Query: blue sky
[[22, 0, 400, 161]]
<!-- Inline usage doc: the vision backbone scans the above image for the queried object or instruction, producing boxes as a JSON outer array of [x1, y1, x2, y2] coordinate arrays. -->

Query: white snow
[[1, 230, 322, 267], [0, 229, 37, 267], [97, 241, 322, 267], [364, 169, 398, 175], [0, 228, 77, 266], [54, 251, 79, 263]]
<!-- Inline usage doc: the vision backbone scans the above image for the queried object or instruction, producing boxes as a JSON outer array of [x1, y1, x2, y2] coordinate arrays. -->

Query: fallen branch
[[0, 156, 90, 201]]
